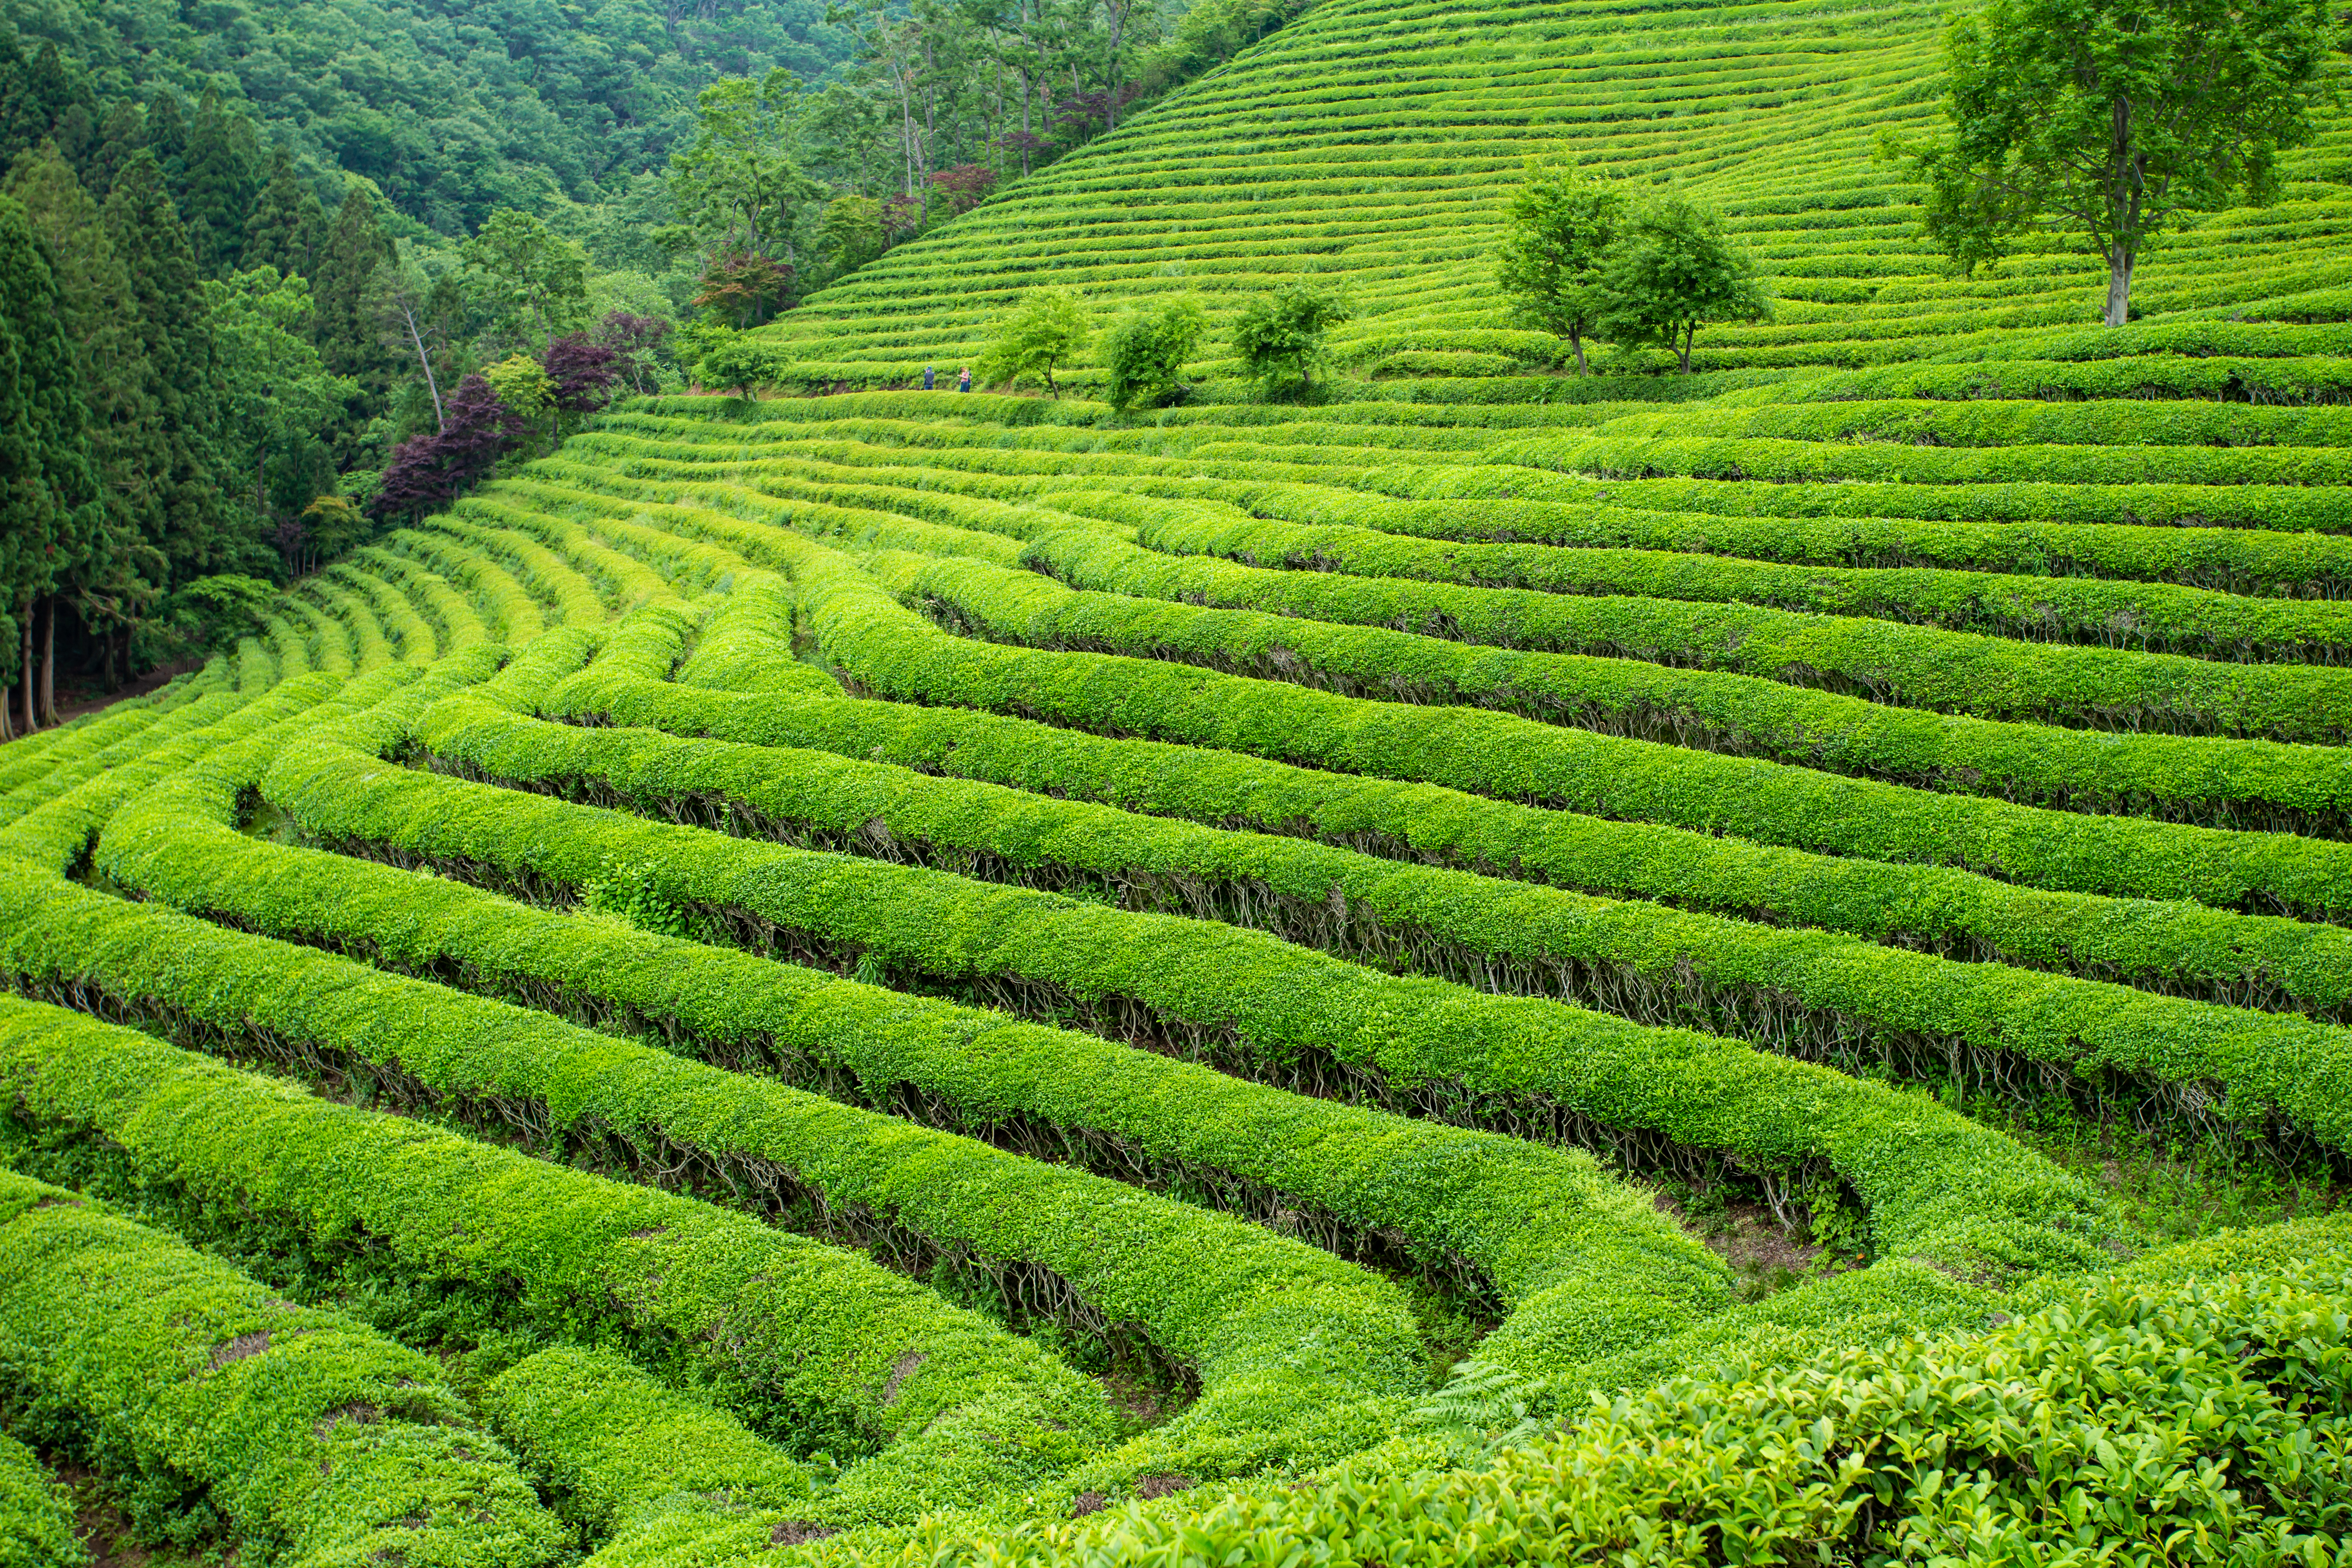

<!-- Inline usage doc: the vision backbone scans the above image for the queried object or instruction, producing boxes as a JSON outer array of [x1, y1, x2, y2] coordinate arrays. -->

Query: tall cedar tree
[[0, 195, 98, 736], [244, 145, 327, 279], [6, 145, 168, 678], [0, 39, 97, 171], [182, 86, 259, 276], [101, 151, 228, 580], [310, 184, 398, 455]]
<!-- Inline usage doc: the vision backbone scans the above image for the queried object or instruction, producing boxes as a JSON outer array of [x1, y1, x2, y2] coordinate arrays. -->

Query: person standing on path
[[923, 363, 935, 390], [958, 365, 971, 392]]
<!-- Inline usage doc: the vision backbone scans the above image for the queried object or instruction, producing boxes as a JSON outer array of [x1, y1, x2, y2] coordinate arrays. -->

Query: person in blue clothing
[[923, 363, 935, 390], [958, 365, 971, 392]]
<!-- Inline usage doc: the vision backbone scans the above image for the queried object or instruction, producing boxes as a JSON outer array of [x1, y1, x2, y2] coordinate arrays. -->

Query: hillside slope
[[761, 0, 2352, 387], [5, 0, 2352, 1564]]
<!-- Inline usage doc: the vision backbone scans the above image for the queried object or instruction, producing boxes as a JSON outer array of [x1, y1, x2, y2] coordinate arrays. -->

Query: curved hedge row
[[762, 1220, 2352, 1568], [250, 668, 2123, 1289], [56, 659, 1445, 1504], [769, 533, 2352, 917], [100, 635, 1744, 1394], [545, 622, 2352, 1016], [418, 682, 2352, 1153], [1017, 514, 2352, 737], [0, 986, 1120, 1527], [1085, 485, 2352, 663], [480, 1346, 812, 1555], [0, 1428, 84, 1568], [0, 1153, 569, 1568]]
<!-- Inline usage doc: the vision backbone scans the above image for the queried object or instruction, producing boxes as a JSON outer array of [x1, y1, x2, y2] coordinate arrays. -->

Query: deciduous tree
[[978, 288, 1091, 396], [1595, 195, 1770, 373], [1896, 0, 2340, 326], [1102, 298, 1203, 412], [1231, 281, 1349, 397], [1495, 163, 1623, 375]]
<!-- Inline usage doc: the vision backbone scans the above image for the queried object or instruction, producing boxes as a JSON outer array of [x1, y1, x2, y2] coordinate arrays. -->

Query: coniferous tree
[[0, 40, 97, 171], [102, 150, 229, 582], [244, 145, 327, 278], [310, 183, 399, 443], [0, 195, 98, 737], [143, 90, 187, 180], [183, 86, 260, 276], [88, 101, 144, 197], [6, 145, 168, 687]]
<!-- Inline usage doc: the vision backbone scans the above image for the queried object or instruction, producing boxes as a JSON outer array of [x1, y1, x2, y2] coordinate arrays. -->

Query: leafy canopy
[[979, 290, 1093, 398], [1102, 299, 1205, 412], [1495, 164, 1624, 374], [461, 209, 590, 350], [1595, 195, 1771, 373], [1896, 0, 2340, 326], [1230, 281, 1351, 396]]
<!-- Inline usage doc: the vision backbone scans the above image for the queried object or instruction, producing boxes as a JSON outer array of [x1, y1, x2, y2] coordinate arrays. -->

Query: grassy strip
[[0, 985, 1120, 1526], [1505, 432, 2352, 493], [0, 690, 254, 829], [1342, 464, 2352, 597], [101, 631, 1738, 1397], [883, 542, 2352, 820], [0, 1429, 84, 1568], [385, 526, 551, 645], [0, 1154, 568, 1568], [416, 514, 612, 627], [546, 627, 2352, 1028], [1087, 485, 2352, 664], [253, 666, 2124, 1290]]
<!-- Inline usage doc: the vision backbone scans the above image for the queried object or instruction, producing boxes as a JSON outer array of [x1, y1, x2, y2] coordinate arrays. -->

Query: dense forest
[[0, 0, 1308, 734]]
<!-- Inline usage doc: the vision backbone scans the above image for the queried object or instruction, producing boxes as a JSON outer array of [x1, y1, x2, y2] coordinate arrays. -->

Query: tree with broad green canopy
[[1594, 195, 1771, 373], [1103, 299, 1205, 412], [461, 208, 590, 351], [1894, 0, 2341, 327], [1231, 281, 1351, 397], [978, 290, 1093, 398], [1495, 163, 1625, 375]]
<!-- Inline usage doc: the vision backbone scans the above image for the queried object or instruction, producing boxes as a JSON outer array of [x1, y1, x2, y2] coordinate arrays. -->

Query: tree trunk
[[20, 616, 34, 736], [1570, 328, 1587, 376], [1678, 322, 1695, 374], [1019, 67, 1033, 177], [2104, 242, 2134, 328], [39, 597, 55, 725], [404, 306, 446, 432], [1106, 0, 1128, 131]]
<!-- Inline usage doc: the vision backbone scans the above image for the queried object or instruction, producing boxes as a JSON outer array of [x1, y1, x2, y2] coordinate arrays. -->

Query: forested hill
[[0, 0, 1309, 737], [2, 0, 853, 233]]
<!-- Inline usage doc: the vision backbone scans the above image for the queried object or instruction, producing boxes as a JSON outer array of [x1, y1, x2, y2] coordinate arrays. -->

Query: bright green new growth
[[978, 289, 1093, 397], [0, 1430, 84, 1568], [8, 0, 2352, 1560]]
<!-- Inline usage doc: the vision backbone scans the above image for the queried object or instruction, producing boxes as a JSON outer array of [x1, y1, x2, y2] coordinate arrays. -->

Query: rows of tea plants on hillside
[[7, 339, 2350, 1557], [750, 0, 2352, 392], [7, 0, 2352, 1559]]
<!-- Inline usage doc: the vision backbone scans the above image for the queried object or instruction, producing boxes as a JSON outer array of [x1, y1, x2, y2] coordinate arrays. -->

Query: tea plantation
[[4, 0, 2352, 1562]]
